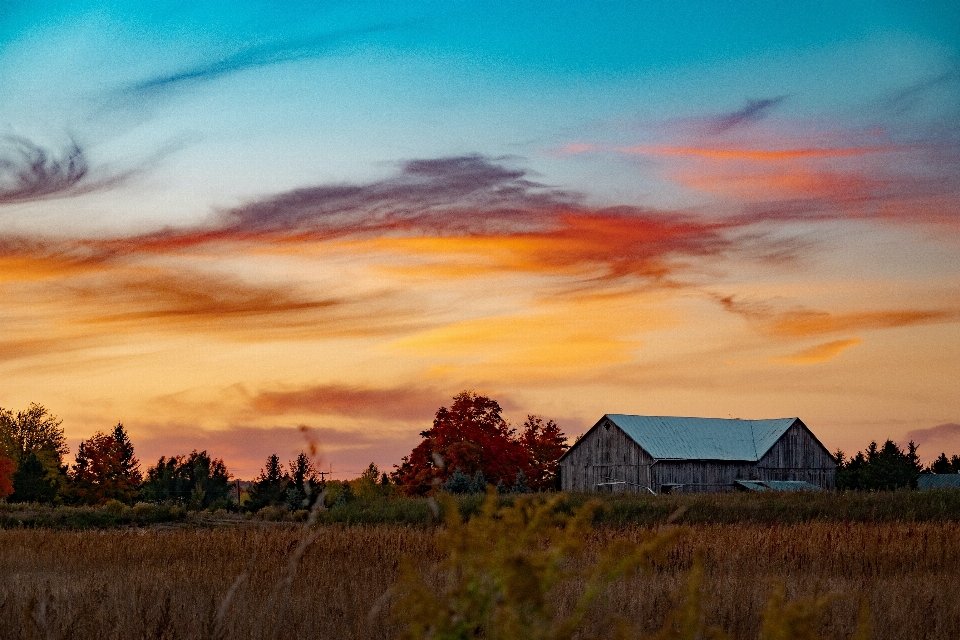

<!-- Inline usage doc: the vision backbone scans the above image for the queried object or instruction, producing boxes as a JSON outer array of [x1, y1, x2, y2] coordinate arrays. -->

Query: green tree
[[9, 452, 58, 503], [353, 462, 391, 500], [0, 404, 69, 496], [286, 452, 321, 509], [836, 440, 922, 490], [443, 467, 472, 494], [140, 450, 232, 509], [930, 452, 955, 474], [247, 454, 289, 511]]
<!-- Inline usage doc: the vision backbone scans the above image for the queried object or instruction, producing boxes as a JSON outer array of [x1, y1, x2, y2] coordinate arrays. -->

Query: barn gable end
[[756, 419, 836, 488], [560, 416, 654, 493]]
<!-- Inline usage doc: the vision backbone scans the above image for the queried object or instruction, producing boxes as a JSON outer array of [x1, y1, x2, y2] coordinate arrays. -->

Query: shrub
[[257, 505, 289, 522], [103, 499, 127, 515]]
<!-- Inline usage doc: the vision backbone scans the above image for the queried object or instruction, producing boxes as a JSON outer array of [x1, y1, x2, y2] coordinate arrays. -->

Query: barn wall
[[652, 460, 758, 493], [757, 421, 836, 488], [560, 420, 654, 492]]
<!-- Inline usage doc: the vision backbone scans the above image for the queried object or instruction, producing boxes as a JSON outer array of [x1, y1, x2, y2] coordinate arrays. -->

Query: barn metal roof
[[605, 415, 799, 461], [734, 480, 822, 492], [917, 474, 960, 490]]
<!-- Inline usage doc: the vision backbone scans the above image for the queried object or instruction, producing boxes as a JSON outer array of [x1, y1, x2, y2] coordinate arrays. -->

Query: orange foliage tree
[[519, 415, 568, 491], [69, 423, 142, 505], [392, 391, 567, 495]]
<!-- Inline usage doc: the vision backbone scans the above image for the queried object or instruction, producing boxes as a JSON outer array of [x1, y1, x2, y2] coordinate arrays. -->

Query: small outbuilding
[[560, 415, 835, 493], [917, 474, 960, 490]]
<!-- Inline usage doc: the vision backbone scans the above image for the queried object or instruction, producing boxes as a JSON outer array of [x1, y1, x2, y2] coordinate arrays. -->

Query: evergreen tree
[[335, 481, 354, 506], [443, 467, 472, 494], [140, 450, 231, 509], [247, 454, 289, 511], [288, 452, 320, 507], [511, 469, 531, 494], [9, 452, 58, 503], [930, 452, 954, 474], [836, 440, 923, 490], [470, 470, 487, 494]]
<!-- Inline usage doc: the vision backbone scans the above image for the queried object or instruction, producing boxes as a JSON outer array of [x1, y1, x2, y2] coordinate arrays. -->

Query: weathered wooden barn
[[560, 415, 835, 493]]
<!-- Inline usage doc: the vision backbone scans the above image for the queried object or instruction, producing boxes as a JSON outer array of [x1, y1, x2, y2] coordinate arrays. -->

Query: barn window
[[604, 421, 611, 430]]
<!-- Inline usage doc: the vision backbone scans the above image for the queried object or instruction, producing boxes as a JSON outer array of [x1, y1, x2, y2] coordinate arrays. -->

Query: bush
[[257, 505, 289, 522]]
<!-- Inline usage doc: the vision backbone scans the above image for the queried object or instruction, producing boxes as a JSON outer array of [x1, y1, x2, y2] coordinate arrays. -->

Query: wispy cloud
[[120, 155, 743, 284], [249, 383, 445, 422], [883, 67, 960, 116], [709, 96, 788, 133], [770, 337, 862, 364], [717, 295, 959, 338], [561, 101, 960, 229], [0, 136, 169, 206], [124, 23, 406, 95], [0, 137, 87, 204]]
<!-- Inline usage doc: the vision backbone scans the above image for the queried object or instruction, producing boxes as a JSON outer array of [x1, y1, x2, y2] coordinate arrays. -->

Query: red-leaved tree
[[392, 391, 567, 495], [0, 453, 14, 499], [519, 415, 569, 491], [69, 423, 142, 505]]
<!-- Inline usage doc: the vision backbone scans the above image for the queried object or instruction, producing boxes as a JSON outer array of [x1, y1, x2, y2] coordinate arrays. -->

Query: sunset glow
[[1, 2, 958, 478]]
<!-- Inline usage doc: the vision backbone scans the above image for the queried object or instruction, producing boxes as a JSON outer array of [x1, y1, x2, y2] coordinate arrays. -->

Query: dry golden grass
[[1, 521, 958, 638]]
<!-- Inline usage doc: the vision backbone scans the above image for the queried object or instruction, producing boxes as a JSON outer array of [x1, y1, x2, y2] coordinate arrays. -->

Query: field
[[2, 493, 960, 638]]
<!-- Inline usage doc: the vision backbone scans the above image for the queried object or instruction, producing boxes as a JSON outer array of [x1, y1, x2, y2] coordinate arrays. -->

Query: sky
[[1, 1, 958, 479]]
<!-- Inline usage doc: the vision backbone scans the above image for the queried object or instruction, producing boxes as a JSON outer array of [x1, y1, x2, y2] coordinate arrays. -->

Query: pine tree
[[10, 452, 58, 503], [443, 467, 472, 494], [470, 470, 487, 494], [931, 453, 954, 474], [511, 469, 531, 494], [247, 454, 289, 511]]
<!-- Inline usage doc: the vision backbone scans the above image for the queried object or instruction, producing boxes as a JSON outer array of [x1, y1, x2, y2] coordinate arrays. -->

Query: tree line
[[834, 439, 960, 491], [5, 396, 957, 507], [0, 392, 571, 509]]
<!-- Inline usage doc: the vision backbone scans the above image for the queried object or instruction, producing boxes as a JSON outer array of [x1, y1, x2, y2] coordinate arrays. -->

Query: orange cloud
[[614, 143, 904, 162], [563, 115, 959, 228], [770, 309, 956, 338], [717, 295, 959, 338], [250, 384, 445, 421], [771, 338, 862, 364], [370, 211, 733, 281]]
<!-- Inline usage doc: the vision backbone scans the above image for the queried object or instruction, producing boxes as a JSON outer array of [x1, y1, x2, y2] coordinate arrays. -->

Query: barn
[[559, 415, 835, 493]]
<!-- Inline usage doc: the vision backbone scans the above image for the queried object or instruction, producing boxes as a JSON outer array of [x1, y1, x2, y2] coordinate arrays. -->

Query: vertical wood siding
[[653, 460, 758, 493], [757, 421, 837, 489], [560, 419, 653, 493]]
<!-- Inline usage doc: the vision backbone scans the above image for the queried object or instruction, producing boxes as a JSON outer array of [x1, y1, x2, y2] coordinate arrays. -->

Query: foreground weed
[[393, 493, 873, 640], [393, 491, 679, 640]]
